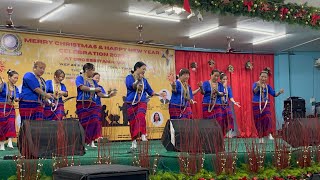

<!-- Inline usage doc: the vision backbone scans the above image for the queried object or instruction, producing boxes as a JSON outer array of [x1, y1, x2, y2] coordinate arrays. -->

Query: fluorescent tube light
[[236, 27, 275, 35], [30, 0, 53, 3], [253, 34, 287, 45], [39, 4, 66, 23], [128, 12, 180, 22], [189, 27, 219, 38]]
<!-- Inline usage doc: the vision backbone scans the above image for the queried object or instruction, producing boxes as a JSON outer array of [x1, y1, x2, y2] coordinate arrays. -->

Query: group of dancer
[[0, 60, 284, 151]]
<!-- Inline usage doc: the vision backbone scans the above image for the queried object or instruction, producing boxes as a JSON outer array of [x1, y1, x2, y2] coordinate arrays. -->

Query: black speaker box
[[282, 118, 320, 148], [53, 164, 149, 180], [161, 119, 224, 153], [310, 173, 320, 180], [18, 119, 85, 158]]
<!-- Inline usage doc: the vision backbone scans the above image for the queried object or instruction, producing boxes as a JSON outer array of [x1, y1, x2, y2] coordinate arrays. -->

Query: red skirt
[[252, 102, 272, 138], [44, 103, 65, 120], [0, 103, 16, 141], [202, 104, 234, 136], [76, 101, 101, 144], [169, 103, 192, 119], [127, 102, 147, 140], [19, 101, 44, 121]]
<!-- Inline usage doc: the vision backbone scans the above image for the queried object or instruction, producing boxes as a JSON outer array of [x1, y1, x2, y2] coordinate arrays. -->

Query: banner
[[0, 31, 175, 140]]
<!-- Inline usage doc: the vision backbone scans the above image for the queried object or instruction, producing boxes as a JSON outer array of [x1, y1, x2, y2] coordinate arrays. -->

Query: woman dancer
[[168, 69, 195, 119], [76, 63, 115, 148], [125, 61, 160, 150], [219, 72, 240, 138], [44, 69, 68, 120], [92, 72, 116, 125], [19, 61, 53, 121], [0, 70, 20, 150], [252, 70, 284, 143], [199, 69, 232, 136]]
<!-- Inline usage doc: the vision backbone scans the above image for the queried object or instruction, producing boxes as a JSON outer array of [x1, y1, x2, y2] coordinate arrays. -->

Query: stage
[[0, 138, 297, 179]]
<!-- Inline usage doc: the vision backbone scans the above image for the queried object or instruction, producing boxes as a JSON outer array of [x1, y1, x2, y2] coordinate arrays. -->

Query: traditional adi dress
[[202, 81, 232, 135], [75, 75, 101, 144], [169, 80, 193, 119], [44, 80, 67, 120], [0, 83, 19, 141], [94, 85, 106, 124], [19, 72, 46, 121], [125, 74, 154, 140], [252, 82, 276, 138]]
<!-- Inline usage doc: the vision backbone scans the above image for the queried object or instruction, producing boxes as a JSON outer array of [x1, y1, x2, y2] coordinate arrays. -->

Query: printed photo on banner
[[159, 89, 170, 105], [151, 112, 164, 127]]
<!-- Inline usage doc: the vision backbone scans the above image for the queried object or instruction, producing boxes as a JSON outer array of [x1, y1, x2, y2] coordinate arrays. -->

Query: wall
[[274, 52, 320, 128]]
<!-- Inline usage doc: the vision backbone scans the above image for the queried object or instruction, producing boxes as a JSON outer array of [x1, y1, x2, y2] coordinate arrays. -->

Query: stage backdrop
[[0, 31, 175, 140], [175, 51, 275, 138]]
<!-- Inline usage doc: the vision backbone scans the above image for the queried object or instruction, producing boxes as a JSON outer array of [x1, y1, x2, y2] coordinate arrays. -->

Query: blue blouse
[[202, 81, 224, 104], [45, 80, 67, 103], [252, 82, 276, 102], [125, 74, 154, 103], [75, 75, 99, 102], [169, 80, 193, 106], [0, 83, 20, 103]]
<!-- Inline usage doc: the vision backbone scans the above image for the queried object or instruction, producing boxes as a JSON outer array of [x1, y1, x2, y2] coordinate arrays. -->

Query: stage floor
[[0, 138, 290, 179]]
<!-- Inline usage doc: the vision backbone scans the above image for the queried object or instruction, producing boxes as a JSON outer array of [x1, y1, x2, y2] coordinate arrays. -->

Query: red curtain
[[175, 51, 275, 138]]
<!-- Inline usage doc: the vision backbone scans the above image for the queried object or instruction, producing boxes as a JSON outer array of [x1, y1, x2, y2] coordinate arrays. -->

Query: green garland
[[151, 0, 320, 29], [149, 163, 320, 180]]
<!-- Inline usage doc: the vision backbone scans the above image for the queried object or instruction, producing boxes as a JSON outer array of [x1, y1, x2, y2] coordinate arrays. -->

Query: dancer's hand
[[223, 81, 227, 88], [95, 87, 102, 93], [45, 93, 53, 99], [167, 73, 176, 84], [109, 90, 117, 97], [256, 81, 261, 87], [234, 102, 241, 108], [197, 81, 203, 87], [279, 89, 284, 94], [0, 77, 3, 84], [190, 99, 197, 104], [58, 91, 66, 96]]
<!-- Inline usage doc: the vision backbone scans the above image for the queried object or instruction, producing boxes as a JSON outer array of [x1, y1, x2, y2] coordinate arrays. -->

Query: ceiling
[[0, 0, 320, 53]]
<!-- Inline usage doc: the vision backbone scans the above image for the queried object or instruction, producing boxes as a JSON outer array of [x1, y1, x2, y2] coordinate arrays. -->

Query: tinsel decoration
[[152, 0, 320, 29], [227, 65, 234, 73], [190, 62, 198, 71], [208, 59, 215, 68], [245, 60, 253, 70]]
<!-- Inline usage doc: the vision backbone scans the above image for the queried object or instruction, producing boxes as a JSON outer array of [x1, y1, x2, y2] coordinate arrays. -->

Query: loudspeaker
[[161, 119, 224, 153], [53, 164, 149, 180], [282, 118, 320, 148], [18, 119, 85, 158], [310, 174, 320, 180], [283, 97, 306, 120]]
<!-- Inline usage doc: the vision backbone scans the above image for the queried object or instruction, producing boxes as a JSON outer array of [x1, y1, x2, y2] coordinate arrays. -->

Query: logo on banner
[[0, 33, 22, 56]]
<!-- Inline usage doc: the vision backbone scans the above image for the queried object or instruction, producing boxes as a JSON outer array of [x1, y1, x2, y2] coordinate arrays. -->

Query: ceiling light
[[39, 4, 66, 22], [128, 12, 180, 22], [30, 0, 53, 3], [253, 34, 287, 45], [189, 26, 219, 38], [236, 27, 275, 35]]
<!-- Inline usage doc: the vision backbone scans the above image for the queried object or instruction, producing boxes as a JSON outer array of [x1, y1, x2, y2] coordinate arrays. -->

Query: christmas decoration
[[208, 59, 215, 68], [245, 60, 253, 70], [227, 64, 234, 73], [190, 62, 198, 71], [152, 0, 320, 29]]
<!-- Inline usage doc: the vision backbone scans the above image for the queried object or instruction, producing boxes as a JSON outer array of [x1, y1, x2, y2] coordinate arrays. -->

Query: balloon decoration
[[190, 62, 198, 71], [245, 60, 253, 70], [208, 59, 215, 68], [227, 65, 234, 73]]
